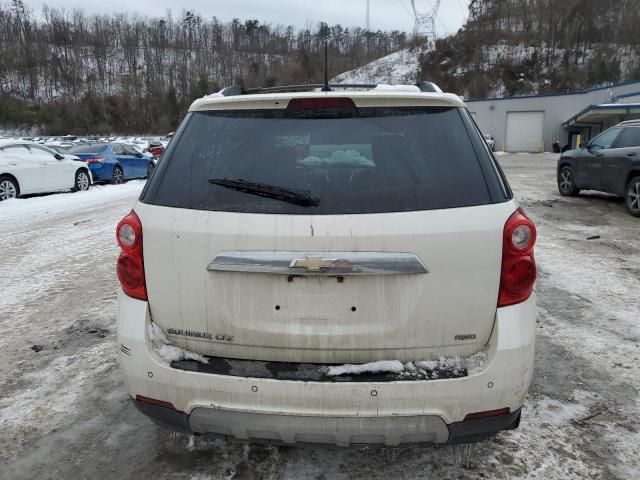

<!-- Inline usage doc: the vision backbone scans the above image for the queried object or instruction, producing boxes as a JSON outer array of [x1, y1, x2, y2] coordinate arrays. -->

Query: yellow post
[[575, 134, 582, 149]]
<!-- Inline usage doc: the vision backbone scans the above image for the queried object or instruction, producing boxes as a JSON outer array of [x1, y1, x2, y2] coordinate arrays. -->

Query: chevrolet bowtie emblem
[[290, 255, 339, 272]]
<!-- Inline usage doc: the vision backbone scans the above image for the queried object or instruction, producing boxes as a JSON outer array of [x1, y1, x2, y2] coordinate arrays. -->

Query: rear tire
[[112, 166, 124, 185], [146, 162, 155, 178], [558, 166, 579, 197], [73, 169, 91, 192], [0, 176, 19, 200], [625, 176, 640, 217]]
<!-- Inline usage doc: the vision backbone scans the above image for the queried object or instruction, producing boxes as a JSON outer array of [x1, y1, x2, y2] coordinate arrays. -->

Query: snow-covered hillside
[[334, 42, 640, 99], [332, 48, 423, 85]]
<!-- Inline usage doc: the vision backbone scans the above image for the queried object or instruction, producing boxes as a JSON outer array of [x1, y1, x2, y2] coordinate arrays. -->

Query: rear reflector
[[287, 97, 356, 109], [135, 395, 175, 410], [464, 408, 510, 420]]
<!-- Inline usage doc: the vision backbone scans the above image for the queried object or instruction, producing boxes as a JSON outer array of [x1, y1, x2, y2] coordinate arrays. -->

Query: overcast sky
[[25, 0, 470, 35]]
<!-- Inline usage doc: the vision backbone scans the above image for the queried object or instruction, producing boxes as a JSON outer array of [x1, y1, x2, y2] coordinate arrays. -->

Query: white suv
[[116, 83, 537, 446]]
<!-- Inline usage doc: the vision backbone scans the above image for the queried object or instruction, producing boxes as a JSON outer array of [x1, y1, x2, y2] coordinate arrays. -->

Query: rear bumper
[[87, 163, 110, 182], [88, 164, 102, 181], [132, 398, 521, 445], [117, 293, 536, 446]]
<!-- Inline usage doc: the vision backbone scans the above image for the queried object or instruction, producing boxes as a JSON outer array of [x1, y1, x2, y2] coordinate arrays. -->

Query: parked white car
[[117, 83, 537, 446], [0, 140, 92, 200]]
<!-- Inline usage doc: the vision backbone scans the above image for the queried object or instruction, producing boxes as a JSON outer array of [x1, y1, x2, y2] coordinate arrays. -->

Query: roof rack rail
[[244, 84, 379, 94], [214, 81, 443, 97], [416, 81, 443, 93], [219, 85, 244, 96]]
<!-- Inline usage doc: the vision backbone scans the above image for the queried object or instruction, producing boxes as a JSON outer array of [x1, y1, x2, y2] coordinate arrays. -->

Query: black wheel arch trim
[[557, 159, 574, 172], [626, 170, 640, 186]]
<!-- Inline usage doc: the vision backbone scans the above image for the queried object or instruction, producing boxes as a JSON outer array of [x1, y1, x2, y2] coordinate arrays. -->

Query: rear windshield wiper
[[208, 178, 320, 207]]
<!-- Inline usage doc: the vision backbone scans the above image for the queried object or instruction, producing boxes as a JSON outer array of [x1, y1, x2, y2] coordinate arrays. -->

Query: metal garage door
[[505, 111, 544, 152]]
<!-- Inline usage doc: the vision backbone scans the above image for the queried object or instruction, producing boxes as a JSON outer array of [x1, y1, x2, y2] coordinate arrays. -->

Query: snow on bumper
[[117, 292, 536, 446]]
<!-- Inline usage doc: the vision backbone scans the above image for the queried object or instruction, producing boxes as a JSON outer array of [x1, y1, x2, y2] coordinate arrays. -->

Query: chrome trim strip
[[207, 251, 428, 276]]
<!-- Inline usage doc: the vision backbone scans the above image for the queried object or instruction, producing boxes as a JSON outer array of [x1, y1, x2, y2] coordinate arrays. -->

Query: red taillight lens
[[287, 97, 356, 109], [86, 157, 107, 164], [498, 208, 537, 307], [116, 210, 147, 300], [117, 255, 145, 288]]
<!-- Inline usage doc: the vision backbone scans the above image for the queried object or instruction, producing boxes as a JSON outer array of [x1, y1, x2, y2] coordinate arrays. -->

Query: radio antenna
[[321, 40, 331, 92]]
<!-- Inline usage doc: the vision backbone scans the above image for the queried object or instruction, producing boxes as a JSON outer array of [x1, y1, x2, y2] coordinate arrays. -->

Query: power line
[[455, 0, 468, 18], [366, 0, 370, 31], [437, 17, 448, 34], [397, 0, 415, 18]]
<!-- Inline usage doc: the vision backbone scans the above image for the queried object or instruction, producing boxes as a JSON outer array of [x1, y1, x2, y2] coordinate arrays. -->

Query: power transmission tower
[[410, 0, 441, 41]]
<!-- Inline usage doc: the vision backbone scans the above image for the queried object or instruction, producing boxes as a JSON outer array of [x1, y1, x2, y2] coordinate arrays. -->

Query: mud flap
[[446, 408, 521, 444], [132, 398, 192, 433]]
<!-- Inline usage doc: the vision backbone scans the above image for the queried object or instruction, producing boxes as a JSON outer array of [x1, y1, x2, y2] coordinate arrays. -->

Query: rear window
[[67, 144, 108, 154], [143, 107, 502, 215]]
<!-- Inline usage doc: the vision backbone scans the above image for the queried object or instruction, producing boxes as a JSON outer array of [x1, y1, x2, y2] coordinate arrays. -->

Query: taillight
[[86, 157, 107, 164], [287, 97, 356, 109], [116, 210, 147, 300], [498, 208, 537, 307]]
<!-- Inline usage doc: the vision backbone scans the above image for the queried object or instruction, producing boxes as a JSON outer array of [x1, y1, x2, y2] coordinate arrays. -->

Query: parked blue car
[[66, 143, 155, 184]]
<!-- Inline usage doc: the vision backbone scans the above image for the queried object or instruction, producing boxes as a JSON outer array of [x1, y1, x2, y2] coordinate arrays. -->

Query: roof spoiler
[[214, 80, 443, 97]]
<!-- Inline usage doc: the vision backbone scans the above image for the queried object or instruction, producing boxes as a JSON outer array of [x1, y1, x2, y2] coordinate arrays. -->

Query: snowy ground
[[1, 155, 639, 479]]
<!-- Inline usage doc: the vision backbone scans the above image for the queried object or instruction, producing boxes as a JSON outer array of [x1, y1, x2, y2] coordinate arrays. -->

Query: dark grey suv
[[557, 120, 640, 217]]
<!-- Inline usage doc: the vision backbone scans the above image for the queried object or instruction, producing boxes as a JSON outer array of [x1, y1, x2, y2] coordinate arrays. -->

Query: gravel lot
[[1, 153, 639, 479]]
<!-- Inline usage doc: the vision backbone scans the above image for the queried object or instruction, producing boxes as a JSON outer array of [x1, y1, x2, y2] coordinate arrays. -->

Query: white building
[[466, 80, 640, 152]]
